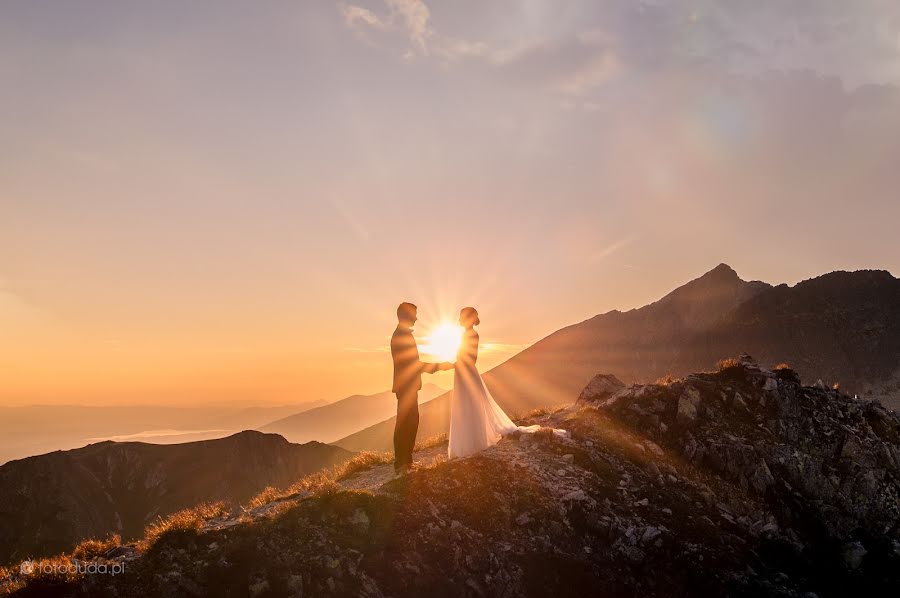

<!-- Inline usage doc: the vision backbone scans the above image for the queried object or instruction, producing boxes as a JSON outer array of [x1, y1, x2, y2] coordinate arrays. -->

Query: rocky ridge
[[5, 357, 899, 597]]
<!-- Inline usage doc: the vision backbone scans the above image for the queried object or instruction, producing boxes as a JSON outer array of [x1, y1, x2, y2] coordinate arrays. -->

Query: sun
[[421, 322, 464, 362]]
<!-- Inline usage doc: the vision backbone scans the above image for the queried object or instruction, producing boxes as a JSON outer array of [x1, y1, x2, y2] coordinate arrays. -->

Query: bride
[[448, 307, 566, 459]]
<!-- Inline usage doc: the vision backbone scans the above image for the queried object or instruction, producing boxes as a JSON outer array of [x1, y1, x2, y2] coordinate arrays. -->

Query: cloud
[[386, 0, 432, 54], [590, 238, 632, 263], [340, 0, 434, 56], [338, 0, 502, 65], [340, 4, 386, 32], [338, 1, 620, 97]]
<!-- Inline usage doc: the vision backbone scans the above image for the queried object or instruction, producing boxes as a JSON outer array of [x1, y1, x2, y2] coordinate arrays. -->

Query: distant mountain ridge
[[0, 431, 351, 565], [0, 400, 329, 466], [260, 384, 445, 444], [336, 264, 900, 452]]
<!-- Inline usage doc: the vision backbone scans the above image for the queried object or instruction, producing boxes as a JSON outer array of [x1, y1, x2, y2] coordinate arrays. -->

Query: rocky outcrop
[[583, 354, 900, 551], [7, 360, 899, 597]]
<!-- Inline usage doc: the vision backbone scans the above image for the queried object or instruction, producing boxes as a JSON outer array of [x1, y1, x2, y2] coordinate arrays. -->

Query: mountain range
[[0, 400, 328, 466], [336, 264, 900, 452], [260, 384, 445, 444], [0, 431, 351, 565]]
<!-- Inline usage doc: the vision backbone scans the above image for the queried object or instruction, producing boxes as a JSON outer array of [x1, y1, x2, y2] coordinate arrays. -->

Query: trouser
[[393, 390, 419, 471]]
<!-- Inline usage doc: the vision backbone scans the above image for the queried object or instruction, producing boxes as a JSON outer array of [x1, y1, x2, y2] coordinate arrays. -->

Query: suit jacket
[[391, 325, 437, 394]]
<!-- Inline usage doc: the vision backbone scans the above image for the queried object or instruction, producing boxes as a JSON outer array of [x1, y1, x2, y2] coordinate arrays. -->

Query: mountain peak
[[703, 263, 739, 280], [655, 263, 755, 310]]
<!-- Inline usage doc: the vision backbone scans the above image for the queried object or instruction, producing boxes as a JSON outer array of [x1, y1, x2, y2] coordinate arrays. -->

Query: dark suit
[[391, 324, 438, 471]]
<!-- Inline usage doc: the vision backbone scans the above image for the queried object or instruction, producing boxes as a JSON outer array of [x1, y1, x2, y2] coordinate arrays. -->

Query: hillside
[[261, 384, 444, 444], [0, 431, 351, 565], [6, 357, 898, 597], [336, 264, 900, 452]]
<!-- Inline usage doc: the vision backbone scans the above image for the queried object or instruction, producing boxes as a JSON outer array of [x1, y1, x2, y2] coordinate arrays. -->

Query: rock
[[640, 526, 662, 545], [561, 454, 575, 464], [842, 542, 867, 569], [578, 373, 626, 404], [763, 377, 778, 392], [732, 392, 748, 411], [645, 441, 665, 457], [563, 490, 589, 502], [620, 545, 645, 564], [677, 392, 699, 423], [249, 578, 270, 597], [749, 460, 775, 493], [287, 575, 303, 597], [515, 513, 531, 526], [347, 508, 371, 531]]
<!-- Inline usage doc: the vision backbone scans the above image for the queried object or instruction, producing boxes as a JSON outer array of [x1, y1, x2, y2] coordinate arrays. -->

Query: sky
[[2, 0, 900, 406]]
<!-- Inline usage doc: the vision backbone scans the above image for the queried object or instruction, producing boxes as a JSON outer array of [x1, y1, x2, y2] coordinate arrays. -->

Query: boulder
[[578, 374, 626, 404]]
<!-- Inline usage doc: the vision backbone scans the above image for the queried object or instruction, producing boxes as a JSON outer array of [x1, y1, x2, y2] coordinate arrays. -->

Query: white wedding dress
[[448, 328, 567, 459]]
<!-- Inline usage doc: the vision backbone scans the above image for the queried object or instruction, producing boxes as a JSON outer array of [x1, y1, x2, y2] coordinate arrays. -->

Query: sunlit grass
[[72, 534, 121, 561], [139, 502, 227, 552]]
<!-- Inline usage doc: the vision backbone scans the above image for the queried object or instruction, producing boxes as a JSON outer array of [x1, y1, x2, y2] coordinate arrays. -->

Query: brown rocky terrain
[[6, 356, 898, 597]]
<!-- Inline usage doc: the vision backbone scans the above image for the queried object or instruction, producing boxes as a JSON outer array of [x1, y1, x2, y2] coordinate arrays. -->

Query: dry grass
[[774, 362, 792, 371], [0, 564, 22, 594], [246, 486, 282, 509], [334, 451, 394, 480], [415, 433, 448, 451], [833, 382, 841, 391], [1, 554, 82, 589], [246, 451, 394, 509], [520, 407, 551, 419], [654, 373, 678, 386], [513, 404, 569, 423], [139, 502, 227, 551], [72, 534, 121, 561], [716, 357, 741, 371]]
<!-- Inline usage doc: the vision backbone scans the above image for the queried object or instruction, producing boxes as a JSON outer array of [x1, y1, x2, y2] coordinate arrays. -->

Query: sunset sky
[[2, 1, 899, 405]]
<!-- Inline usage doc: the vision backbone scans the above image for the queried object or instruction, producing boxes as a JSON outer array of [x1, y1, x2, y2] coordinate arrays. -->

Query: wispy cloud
[[590, 237, 633, 263], [340, 0, 434, 56], [386, 0, 432, 54], [340, 4, 386, 32], [339, 0, 497, 63], [338, 1, 619, 96]]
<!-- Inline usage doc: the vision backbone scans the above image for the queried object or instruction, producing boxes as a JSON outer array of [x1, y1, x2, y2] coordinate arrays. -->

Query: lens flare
[[420, 322, 464, 362]]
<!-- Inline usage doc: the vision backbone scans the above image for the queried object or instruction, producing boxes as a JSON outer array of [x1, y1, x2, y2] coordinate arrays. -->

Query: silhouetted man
[[391, 302, 452, 475]]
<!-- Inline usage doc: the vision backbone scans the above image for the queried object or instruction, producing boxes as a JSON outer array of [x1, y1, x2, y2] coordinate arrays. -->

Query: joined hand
[[438, 362, 455, 371]]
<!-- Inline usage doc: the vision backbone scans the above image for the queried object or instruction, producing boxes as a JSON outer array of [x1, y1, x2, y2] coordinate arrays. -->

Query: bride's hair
[[459, 307, 480, 327]]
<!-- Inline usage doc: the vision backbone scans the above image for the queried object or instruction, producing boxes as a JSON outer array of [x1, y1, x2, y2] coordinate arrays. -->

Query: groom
[[391, 302, 452, 475]]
